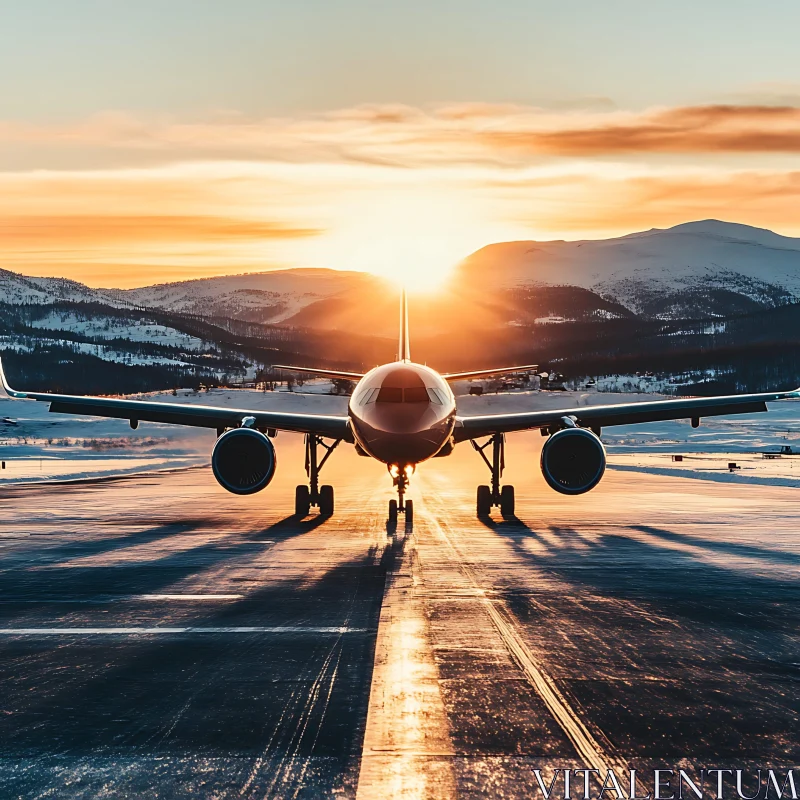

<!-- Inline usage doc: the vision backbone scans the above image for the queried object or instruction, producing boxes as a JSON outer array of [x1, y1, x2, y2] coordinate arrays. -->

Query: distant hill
[[0, 268, 120, 307], [3, 220, 800, 328], [459, 220, 800, 318], [5, 221, 800, 393], [0, 265, 391, 326], [111, 268, 389, 325]]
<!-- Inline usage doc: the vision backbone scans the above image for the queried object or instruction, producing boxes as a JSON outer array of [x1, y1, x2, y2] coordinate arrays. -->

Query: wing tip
[[0, 356, 28, 399]]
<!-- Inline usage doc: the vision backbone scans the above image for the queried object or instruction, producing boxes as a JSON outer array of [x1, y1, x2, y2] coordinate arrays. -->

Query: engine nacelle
[[212, 428, 277, 495], [540, 427, 606, 495]]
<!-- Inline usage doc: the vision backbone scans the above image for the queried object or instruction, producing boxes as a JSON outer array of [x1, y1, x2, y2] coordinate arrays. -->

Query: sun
[[301, 180, 491, 293], [268, 165, 528, 293], [329, 231, 462, 293]]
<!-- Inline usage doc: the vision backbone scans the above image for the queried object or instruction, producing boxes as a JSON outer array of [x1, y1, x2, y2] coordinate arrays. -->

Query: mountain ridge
[[2, 220, 800, 324], [460, 219, 800, 315]]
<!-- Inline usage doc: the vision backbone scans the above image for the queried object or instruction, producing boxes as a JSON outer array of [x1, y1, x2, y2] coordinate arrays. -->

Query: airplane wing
[[272, 361, 542, 383], [272, 365, 365, 380], [443, 364, 539, 382], [0, 358, 352, 441], [454, 388, 800, 442]]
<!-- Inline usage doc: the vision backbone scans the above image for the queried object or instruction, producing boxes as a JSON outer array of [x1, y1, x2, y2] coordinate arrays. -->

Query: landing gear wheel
[[500, 485, 515, 518], [388, 499, 398, 525], [473, 435, 508, 518], [477, 485, 491, 516], [319, 484, 334, 516], [295, 485, 311, 517], [404, 499, 414, 527], [302, 433, 340, 518]]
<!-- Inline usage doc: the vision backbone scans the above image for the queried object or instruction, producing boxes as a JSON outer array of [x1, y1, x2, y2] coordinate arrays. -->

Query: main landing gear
[[472, 433, 515, 518], [295, 434, 340, 517], [387, 464, 414, 527]]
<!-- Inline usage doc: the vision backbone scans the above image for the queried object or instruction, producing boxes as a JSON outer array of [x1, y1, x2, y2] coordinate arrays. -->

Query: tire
[[500, 485, 515, 518], [295, 485, 311, 517], [477, 485, 491, 516], [404, 499, 414, 527], [388, 499, 398, 525], [319, 484, 334, 516]]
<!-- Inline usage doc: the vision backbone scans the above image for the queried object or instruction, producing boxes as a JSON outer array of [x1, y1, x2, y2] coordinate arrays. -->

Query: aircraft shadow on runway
[[0, 523, 391, 797], [466, 515, 800, 762]]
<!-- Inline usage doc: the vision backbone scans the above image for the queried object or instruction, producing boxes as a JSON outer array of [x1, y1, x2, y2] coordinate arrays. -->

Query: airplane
[[1, 290, 799, 525]]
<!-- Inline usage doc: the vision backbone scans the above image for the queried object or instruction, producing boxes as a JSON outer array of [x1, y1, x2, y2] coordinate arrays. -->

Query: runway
[[1, 438, 799, 798]]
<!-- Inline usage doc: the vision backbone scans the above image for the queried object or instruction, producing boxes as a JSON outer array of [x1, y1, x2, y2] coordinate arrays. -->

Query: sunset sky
[[2, 1, 800, 289]]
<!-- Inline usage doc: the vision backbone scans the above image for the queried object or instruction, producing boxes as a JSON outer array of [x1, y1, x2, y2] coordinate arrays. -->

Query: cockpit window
[[361, 387, 379, 404], [375, 386, 432, 403], [426, 388, 442, 404], [376, 387, 404, 403], [403, 386, 429, 403]]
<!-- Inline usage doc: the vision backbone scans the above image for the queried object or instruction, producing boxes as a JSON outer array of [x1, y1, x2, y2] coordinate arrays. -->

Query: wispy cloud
[[2, 103, 800, 287], [483, 105, 800, 156], [0, 215, 321, 246], [508, 170, 800, 233], [3, 103, 800, 172]]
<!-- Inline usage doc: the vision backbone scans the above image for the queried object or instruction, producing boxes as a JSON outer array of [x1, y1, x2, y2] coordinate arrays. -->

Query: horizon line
[[2, 216, 797, 291]]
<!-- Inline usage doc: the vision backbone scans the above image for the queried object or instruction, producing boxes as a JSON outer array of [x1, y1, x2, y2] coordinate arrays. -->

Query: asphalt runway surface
[[1, 434, 799, 798]]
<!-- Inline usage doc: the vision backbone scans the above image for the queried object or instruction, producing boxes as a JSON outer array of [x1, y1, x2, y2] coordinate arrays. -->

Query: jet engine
[[540, 427, 606, 495], [212, 428, 277, 495]]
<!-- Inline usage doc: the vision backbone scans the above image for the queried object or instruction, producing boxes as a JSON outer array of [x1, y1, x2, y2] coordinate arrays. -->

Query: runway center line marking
[[0, 626, 367, 635], [421, 494, 629, 793], [356, 516, 457, 800]]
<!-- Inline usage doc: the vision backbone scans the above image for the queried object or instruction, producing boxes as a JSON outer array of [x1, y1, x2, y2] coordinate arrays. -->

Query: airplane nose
[[373, 403, 434, 433], [348, 363, 455, 464], [353, 404, 453, 464]]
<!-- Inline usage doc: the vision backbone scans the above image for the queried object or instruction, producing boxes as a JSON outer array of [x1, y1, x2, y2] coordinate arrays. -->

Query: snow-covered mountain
[[0, 268, 120, 306], [112, 268, 388, 324], [460, 220, 800, 317], [3, 221, 800, 323], [0, 265, 388, 325]]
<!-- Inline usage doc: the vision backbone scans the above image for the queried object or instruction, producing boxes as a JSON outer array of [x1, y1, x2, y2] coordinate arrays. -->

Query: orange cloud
[[507, 170, 800, 234], [3, 103, 800, 288], [483, 105, 800, 156], [2, 103, 800, 171], [0, 215, 321, 247]]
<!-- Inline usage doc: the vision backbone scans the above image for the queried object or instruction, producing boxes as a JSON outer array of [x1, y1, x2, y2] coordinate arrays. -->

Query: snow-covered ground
[[608, 451, 800, 489], [26, 311, 211, 350], [591, 373, 691, 393], [456, 371, 725, 395], [2, 384, 800, 486], [0, 336, 201, 368], [1, 310, 220, 369], [0, 453, 203, 483], [0, 384, 350, 483]]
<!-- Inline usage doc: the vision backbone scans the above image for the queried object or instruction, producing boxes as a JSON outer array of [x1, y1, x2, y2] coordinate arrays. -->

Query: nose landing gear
[[388, 498, 413, 525], [388, 464, 414, 527], [295, 434, 340, 517], [472, 433, 515, 518]]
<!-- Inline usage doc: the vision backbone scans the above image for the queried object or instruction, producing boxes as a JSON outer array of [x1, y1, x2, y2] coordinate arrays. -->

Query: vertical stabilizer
[[399, 288, 410, 362]]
